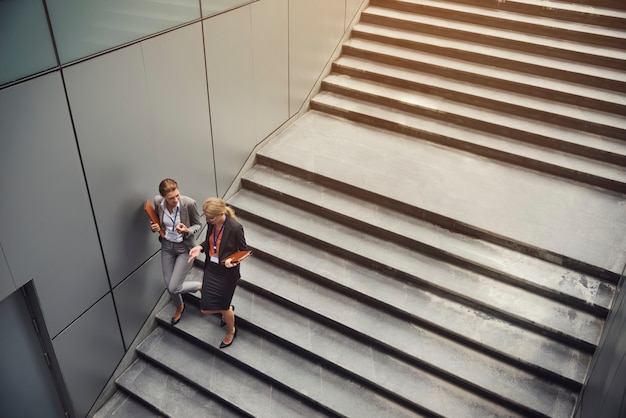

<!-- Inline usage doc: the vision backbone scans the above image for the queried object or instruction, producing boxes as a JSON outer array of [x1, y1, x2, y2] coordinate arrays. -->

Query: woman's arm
[[185, 197, 203, 236], [188, 227, 211, 263]]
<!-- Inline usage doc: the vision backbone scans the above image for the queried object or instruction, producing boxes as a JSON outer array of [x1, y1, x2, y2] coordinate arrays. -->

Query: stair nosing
[[234, 198, 594, 387], [362, 5, 626, 60], [311, 92, 626, 190], [231, 189, 605, 349], [349, 24, 626, 82]]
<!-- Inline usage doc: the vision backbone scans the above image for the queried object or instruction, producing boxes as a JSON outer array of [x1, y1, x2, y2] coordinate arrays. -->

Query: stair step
[[93, 391, 163, 418], [311, 90, 626, 194], [370, 0, 626, 48], [226, 287, 531, 417], [255, 111, 626, 277], [241, 164, 616, 315], [154, 304, 421, 418], [322, 72, 626, 152], [331, 55, 626, 159], [361, 5, 626, 69], [227, 257, 577, 417], [334, 50, 626, 118], [234, 206, 594, 388], [116, 357, 244, 417], [439, 0, 626, 26], [231, 189, 604, 350], [136, 325, 333, 418], [349, 23, 626, 92]]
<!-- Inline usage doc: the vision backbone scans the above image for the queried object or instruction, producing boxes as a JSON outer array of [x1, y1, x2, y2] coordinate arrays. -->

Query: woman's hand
[[188, 246, 202, 263], [150, 223, 161, 233], [175, 223, 188, 235], [224, 258, 238, 268]]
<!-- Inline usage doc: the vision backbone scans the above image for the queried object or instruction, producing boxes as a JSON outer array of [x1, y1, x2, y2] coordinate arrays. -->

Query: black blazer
[[201, 216, 248, 279]]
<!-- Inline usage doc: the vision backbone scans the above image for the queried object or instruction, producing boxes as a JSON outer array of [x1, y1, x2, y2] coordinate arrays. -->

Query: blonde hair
[[202, 197, 236, 220]]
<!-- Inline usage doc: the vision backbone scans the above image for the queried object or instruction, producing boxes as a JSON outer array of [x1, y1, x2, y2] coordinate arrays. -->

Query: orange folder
[[144, 199, 164, 238], [222, 250, 252, 264]]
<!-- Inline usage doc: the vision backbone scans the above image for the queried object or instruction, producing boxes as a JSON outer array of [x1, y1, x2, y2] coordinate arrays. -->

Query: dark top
[[200, 216, 248, 280]]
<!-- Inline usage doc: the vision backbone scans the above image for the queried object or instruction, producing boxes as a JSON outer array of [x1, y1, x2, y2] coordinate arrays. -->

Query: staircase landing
[[262, 110, 626, 277]]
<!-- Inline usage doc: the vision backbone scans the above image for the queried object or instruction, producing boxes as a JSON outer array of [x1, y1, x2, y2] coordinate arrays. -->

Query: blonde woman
[[188, 198, 248, 348]]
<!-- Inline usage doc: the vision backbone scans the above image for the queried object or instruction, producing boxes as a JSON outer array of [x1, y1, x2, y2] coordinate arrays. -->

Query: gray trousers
[[161, 240, 201, 307]]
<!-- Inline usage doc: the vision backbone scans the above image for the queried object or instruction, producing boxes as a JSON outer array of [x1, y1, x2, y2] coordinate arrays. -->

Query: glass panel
[[0, 0, 57, 86], [46, 0, 200, 64], [201, 0, 254, 17]]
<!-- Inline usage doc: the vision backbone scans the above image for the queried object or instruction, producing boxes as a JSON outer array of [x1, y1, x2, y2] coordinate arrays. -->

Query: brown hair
[[158, 178, 178, 196], [202, 197, 236, 220]]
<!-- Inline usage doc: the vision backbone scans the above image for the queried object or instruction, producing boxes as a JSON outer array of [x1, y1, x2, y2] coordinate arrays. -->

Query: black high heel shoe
[[171, 304, 185, 325], [220, 305, 235, 327], [220, 327, 237, 349]]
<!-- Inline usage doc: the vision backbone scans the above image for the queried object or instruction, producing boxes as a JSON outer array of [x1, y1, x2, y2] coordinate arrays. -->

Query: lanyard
[[166, 206, 179, 231], [212, 222, 225, 253]]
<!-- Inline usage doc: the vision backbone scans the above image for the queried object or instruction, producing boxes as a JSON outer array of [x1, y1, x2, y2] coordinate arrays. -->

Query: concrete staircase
[[312, 0, 626, 194], [94, 0, 626, 417]]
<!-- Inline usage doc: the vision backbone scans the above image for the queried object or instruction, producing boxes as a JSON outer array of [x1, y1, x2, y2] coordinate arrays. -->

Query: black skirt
[[200, 261, 238, 311]]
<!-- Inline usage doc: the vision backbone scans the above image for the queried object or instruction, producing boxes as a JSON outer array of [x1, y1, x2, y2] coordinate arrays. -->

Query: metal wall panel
[[64, 45, 161, 288], [113, 254, 164, 349], [0, 242, 16, 302], [201, 0, 253, 17], [0, 289, 65, 418], [288, 0, 346, 116], [0, 72, 109, 337], [52, 294, 125, 418], [251, 0, 289, 142], [46, 0, 199, 64], [204, 6, 257, 196], [141, 22, 217, 201], [0, 0, 57, 86], [346, 0, 366, 29]]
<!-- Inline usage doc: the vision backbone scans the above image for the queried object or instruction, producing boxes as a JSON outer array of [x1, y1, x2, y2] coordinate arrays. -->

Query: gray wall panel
[[141, 22, 217, 201], [52, 294, 125, 418], [251, 0, 289, 142], [0, 72, 109, 337], [288, 0, 346, 116], [0, 242, 16, 302], [47, 0, 199, 64], [64, 45, 165, 288], [113, 254, 164, 350], [346, 0, 366, 29], [205, 7, 257, 196], [0, 0, 57, 85], [0, 289, 65, 418]]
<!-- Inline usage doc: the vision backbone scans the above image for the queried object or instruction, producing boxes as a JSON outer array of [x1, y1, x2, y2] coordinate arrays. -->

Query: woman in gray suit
[[150, 178, 203, 324]]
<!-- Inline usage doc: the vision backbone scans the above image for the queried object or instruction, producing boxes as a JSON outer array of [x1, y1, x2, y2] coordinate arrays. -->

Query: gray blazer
[[154, 194, 204, 248]]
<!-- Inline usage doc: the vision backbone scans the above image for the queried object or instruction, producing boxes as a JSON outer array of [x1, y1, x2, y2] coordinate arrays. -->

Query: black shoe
[[171, 304, 185, 325], [220, 328, 237, 349], [220, 305, 235, 328]]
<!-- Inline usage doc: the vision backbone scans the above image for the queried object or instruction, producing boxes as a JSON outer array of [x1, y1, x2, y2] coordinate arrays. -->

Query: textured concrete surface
[[260, 111, 626, 276]]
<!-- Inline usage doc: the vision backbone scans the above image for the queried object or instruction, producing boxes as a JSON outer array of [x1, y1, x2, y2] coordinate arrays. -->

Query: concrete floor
[[261, 111, 626, 277]]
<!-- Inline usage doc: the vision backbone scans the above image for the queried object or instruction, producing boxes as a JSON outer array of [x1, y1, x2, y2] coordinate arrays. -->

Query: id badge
[[210, 255, 219, 264], [164, 229, 178, 242]]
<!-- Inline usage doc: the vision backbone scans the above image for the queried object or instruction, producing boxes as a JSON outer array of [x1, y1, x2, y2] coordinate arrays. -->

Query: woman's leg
[[221, 306, 236, 343], [167, 243, 201, 306], [200, 306, 235, 339], [161, 242, 178, 304]]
